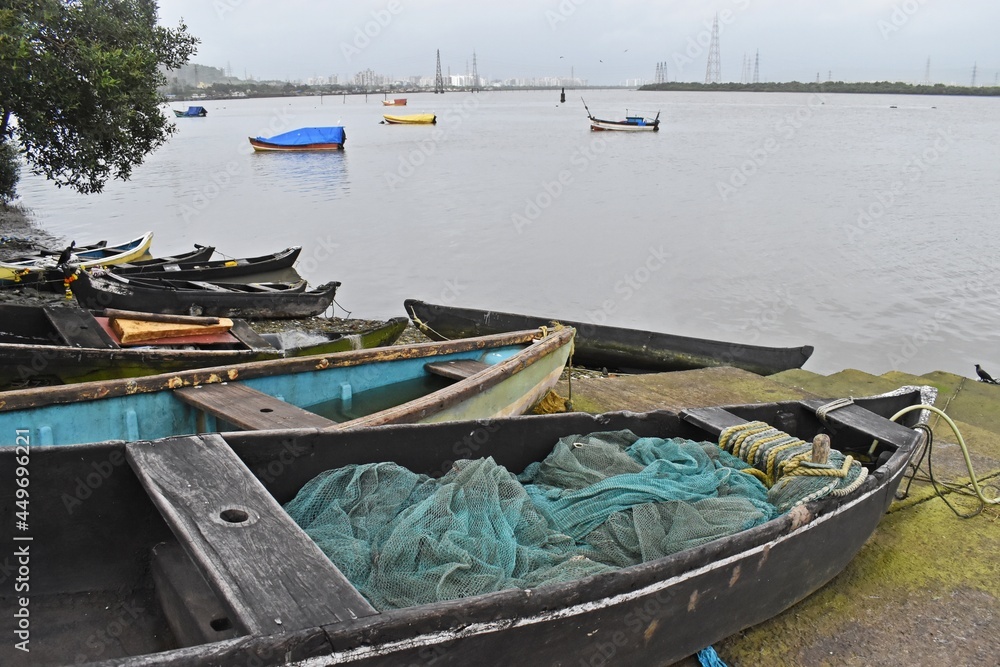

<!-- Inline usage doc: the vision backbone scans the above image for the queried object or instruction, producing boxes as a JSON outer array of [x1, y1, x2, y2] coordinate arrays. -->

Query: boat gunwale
[[0, 328, 560, 412]]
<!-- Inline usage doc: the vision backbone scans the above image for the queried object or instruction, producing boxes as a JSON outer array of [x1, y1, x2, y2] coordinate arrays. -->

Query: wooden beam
[[424, 359, 490, 381], [173, 383, 336, 430], [126, 434, 378, 635]]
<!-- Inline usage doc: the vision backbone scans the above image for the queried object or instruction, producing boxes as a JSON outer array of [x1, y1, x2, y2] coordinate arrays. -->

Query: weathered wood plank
[[43, 306, 117, 348], [799, 398, 920, 445], [112, 317, 234, 344], [126, 434, 378, 635], [424, 359, 490, 381], [174, 383, 336, 430], [681, 406, 748, 437]]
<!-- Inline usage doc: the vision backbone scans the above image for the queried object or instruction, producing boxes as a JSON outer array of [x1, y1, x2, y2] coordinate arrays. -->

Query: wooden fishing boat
[[249, 127, 346, 152], [0, 304, 409, 387], [68, 269, 340, 319], [174, 106, 208, 117], [382, 113, 437, 125], [111, 246, 301, 281], [0, 231, 153, 286], [0, 327, 574, 446], [382, 98, 408, 106], [405, 299, 814, 375], [583, 98, 660, 132], [0, 386, 929, 665]]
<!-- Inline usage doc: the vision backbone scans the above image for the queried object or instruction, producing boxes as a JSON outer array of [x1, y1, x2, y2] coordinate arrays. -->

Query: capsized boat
[[0, 386, 930, 665], [404, 298, 814, 375], [0, 231, 154, 286], [249, 127, 346, 151], [382, 113, 436, 125], [0, 304, 409, 387], [0, 327, 575, 446], [68, 269, 340, 319]]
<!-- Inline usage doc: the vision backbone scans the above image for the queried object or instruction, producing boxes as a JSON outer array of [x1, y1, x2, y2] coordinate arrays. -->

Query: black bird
[[975, 364, 997, 384], [55, 240, 76, 266]]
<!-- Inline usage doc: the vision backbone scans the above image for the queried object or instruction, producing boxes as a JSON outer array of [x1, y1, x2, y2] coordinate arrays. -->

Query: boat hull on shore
[[404, 299, 814, 375], [0, 388, 926, 666], [0, 232, 154, 286]]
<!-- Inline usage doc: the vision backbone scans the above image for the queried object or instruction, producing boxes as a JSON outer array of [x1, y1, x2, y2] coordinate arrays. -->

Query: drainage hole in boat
[[220, 508, 250, 523], [260, 408, 274, 413], [210, 617, 233, 632]]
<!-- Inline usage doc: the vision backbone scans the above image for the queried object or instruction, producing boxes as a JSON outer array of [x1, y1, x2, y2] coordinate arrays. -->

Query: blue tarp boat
[[249, 126, 347, 151], [174, 106, 207, 117]]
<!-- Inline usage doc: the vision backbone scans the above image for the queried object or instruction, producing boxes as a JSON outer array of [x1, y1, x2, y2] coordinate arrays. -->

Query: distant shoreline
[[640, 81, 1000, 97]]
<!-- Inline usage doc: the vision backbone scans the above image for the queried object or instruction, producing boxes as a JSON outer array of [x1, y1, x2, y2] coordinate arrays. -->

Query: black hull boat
[[0, 304, 408, 387], [0, 388, 930, 666], [69, 269, 340, 319], [111, 247, 301, 281], [405, 299, 814, 375]]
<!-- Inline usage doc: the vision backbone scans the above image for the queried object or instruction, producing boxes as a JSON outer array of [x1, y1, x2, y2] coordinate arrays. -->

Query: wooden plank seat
[[187, 281, 230, 291], [173, 383, 336, 430], [44, 306, 117, 348], [126, 434, 378, 635], [424, 359, 490, 381]]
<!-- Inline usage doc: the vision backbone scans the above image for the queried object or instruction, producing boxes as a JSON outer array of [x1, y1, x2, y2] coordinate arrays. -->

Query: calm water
[[16, 90, 1000, 378]]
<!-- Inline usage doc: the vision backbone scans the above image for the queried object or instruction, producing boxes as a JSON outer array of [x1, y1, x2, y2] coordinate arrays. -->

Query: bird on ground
[[975, 364, 997, 384], [55, 241, 76, 266]]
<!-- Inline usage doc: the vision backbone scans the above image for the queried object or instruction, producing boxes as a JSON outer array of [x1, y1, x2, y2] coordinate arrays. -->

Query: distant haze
[[157, 0, 998, 86]]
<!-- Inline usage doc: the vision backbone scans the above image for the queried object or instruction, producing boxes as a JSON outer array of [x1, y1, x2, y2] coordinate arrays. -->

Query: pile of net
[[284, 428, 859, 611]]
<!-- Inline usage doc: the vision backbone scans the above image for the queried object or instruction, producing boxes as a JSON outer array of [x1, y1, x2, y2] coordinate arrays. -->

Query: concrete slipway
[[554, 365, 1000, 666]]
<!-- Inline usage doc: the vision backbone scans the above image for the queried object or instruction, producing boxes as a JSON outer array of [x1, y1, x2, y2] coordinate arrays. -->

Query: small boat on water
[[382, 98, 408, 106], [249, 127, 346, 152], [68, 269, 340, 319], [0, 385, 928, 665], [382, 113, 436, 125], [404, 299, 814, 375], [583, 98, 660, 132], [0, 327, 575, 446], [0, 304, 408, 387], [174, 106, 208, 117], [0, 231, 154, 286], [111, 246, 301, 281]]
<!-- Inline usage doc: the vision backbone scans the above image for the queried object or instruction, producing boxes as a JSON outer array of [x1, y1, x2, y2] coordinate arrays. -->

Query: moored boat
[[0, 304, 409, 387], [382, 113, 436, 125], [583, 98, 660, 132], [68, 269, 340, 319], [249, 127, 346, 152], [382, 98, 408, 106], [174, 106, 208, 117], [111, 246, 301, 281], [0, 386, 929, 665], [404, 298, 814, 375], [0, 327, 575, 446], [0, 231, 154, 286]]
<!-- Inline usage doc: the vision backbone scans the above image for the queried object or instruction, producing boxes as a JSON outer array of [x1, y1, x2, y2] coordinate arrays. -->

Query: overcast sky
[[156, 1, 999, 86]]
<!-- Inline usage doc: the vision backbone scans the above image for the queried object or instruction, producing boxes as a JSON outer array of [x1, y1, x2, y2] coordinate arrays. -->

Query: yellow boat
[[382, 113, 437, 125], [0, 231, 153, 286]]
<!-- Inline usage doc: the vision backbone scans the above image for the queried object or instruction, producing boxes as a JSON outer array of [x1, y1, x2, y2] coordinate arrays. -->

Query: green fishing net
[[284, 430, 791, 611]]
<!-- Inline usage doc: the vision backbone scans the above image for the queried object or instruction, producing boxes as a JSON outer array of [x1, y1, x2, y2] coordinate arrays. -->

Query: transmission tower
[[922, 57, 931, 85], [471, 51, 479, 92], [705, 14, 721, 84], [434, 49, 445, 94], [753, 49, 760, 83], [971, 62, 977, 87]]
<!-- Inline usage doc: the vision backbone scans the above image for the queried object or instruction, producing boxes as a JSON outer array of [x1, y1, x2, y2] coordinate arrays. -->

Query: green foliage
[[0, 0, 198, 194], [0, 139, 19, 204]]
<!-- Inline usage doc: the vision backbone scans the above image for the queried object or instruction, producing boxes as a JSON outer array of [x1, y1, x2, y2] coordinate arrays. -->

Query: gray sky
[[157, 1, 999, 86]]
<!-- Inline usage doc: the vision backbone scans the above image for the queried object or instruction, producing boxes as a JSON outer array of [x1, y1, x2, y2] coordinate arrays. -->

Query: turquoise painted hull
[[0, 329, 574, 447]]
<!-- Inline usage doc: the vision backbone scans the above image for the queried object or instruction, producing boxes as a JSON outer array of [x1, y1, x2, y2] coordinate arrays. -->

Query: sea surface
[[15, 89, 1000, 379]]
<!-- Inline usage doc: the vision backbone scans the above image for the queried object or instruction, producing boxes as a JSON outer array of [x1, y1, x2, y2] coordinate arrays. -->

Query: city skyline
[[156, 1, 999, 87]]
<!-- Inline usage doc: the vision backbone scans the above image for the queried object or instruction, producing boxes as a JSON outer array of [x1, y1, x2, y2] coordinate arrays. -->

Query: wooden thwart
[[424, 359, 490, 381], [126, 433, 378, 635], [174, 383, 336, 430]]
